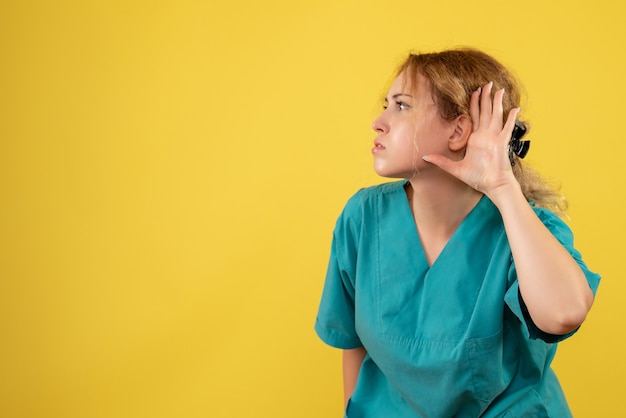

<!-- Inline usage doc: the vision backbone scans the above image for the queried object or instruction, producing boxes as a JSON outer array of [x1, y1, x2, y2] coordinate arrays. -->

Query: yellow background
[[0, 1, 623, 417]]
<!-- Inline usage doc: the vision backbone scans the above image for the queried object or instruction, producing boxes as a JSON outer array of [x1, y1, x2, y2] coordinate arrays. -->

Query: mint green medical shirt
[[315, 181, 601, 417]]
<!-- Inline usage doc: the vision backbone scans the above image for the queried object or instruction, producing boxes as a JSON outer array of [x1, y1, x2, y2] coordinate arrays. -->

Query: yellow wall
[[0, 1, 623, 417]]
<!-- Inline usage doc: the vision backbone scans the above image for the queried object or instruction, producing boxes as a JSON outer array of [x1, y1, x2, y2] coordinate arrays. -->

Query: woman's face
[[371, 71, 454, 179]]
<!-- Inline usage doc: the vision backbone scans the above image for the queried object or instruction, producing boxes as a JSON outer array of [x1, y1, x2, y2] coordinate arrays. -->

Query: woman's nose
[[371, 113, 389, 134]]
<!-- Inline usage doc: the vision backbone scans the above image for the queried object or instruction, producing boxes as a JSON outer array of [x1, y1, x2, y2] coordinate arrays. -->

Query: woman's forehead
[[389, 71, 434, 104]]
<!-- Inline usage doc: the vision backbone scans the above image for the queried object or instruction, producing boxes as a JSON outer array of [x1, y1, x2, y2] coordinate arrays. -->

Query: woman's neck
[[404, 175, 483, 266], [405, 176, 483, 237]]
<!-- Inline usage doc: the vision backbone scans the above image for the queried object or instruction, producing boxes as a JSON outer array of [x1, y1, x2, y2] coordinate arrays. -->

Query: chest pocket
[[467, 328, 507, 404]]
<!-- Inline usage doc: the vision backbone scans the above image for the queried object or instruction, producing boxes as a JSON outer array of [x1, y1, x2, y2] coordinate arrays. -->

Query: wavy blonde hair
[[397, 48, 567, 216]]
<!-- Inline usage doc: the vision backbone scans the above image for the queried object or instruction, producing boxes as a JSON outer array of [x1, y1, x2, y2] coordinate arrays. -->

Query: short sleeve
[[504, 208, 601, 343], [314, 195, 364, 350]]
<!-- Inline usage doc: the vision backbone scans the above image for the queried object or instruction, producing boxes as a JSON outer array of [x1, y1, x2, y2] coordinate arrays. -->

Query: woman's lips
[[372, 140, 385, 153]]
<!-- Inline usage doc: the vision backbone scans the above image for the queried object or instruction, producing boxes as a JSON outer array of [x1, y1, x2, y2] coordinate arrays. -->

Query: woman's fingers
[[472, 82, 511, 135], [503, 107, 520, 143], [470, 87, 481, 131], [491, 88, 505, 130], [479, 81, 493, 126]]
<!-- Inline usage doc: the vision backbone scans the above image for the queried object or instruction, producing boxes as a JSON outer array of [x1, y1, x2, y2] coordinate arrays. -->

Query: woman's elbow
[[539, 290, 595, 335]]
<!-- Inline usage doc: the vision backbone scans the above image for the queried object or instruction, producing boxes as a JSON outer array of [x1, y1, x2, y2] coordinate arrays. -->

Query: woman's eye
[[382, 101, 409, 111]]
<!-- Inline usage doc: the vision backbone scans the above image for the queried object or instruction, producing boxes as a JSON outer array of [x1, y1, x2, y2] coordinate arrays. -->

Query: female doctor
[[315, 48, 600, 417]]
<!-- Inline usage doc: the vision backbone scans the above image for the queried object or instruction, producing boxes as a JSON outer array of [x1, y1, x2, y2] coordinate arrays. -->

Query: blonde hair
[[397, 48, 567, 215]]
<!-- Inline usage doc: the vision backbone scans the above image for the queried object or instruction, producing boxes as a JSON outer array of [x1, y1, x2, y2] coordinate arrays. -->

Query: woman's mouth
[[372, 140, 385, 153]]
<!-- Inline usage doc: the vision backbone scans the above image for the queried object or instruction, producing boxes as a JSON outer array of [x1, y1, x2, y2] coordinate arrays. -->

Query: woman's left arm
[[487, 180, 594, 335]]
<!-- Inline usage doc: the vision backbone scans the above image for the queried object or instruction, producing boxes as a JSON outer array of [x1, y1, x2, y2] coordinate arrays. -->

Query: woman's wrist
[[484, 179, 525, 212]]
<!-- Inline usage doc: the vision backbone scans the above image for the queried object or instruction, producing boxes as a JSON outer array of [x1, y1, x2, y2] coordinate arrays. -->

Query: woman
[[315, 48, 600, 417]]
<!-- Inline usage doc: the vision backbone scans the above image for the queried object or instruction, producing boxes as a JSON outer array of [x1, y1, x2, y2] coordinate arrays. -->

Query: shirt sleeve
[[314, 196, 364, 350], [504, 207, 601, 343]]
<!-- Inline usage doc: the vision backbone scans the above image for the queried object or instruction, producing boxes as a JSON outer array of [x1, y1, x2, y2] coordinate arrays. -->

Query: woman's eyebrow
[[385, 93, 413, 103], [384, 93, 413, 102]]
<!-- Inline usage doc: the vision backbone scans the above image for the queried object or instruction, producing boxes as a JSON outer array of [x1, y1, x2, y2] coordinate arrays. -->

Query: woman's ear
[[448, 114, 472, 152]]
